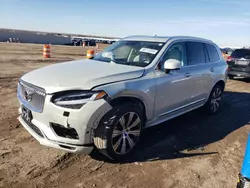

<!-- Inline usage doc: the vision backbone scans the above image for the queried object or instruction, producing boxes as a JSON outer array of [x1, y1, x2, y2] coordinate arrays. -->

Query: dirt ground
[[0, 43, 249, 188]]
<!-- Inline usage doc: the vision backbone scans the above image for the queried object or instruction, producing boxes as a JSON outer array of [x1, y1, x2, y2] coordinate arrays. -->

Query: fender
[[93, 72, 157, 120]]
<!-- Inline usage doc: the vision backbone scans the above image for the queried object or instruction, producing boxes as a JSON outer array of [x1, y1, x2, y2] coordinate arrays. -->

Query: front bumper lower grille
[[22, 117, 44, 138]]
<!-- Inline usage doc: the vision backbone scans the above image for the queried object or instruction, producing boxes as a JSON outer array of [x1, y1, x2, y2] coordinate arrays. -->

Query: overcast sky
[[0, 0, 250, 47]]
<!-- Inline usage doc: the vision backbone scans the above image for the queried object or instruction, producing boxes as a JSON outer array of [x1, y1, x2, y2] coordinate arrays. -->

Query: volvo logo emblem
[[24, 88, 34, 102]]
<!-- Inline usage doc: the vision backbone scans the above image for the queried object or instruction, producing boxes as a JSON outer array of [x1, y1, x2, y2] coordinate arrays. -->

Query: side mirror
[[164, 59, 181, 74]]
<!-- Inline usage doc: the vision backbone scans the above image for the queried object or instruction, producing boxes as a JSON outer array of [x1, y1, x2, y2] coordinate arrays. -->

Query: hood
[[21, 59, 144, 93]]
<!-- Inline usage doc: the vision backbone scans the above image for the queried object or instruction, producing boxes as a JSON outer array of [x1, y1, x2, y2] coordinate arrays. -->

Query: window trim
[[203, 43, 210, 63]]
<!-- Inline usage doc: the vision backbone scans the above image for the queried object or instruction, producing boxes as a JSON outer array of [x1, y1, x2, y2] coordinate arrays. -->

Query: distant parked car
[[71, 39, 96, 46], [83, 39, 96, 47], [243, 46, 250, 49], [221, 48, 234, 61], [227, 48, 250, 79], [17, 35, 227, 160]]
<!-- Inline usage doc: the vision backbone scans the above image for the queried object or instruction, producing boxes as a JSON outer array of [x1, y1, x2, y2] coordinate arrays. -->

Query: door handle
[[210, 67, 215, 72], [185, 73, 191, 77]]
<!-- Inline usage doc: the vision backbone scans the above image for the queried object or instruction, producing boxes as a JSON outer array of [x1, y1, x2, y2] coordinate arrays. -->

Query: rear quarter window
[[205, 44, 220, 62]]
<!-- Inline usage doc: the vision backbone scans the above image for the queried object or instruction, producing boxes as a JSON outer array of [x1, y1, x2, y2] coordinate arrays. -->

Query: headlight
[[52, 91, 108, 109]]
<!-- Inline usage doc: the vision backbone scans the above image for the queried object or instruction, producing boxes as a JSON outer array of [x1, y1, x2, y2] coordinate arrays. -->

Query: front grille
[[22, 117, 44, 138], [18, 81, 46, 113]]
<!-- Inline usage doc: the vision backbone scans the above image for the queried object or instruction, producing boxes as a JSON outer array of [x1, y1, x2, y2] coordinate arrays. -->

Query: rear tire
[[93, 103, 144, 161], [204, 84, 223, 115]]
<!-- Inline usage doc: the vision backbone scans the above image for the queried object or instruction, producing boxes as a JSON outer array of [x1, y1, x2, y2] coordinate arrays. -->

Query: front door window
[[158, 42, 187, 71]]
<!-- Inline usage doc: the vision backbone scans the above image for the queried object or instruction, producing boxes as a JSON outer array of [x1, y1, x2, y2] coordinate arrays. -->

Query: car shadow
[[90, 91, 250, 163], [232, 77, 250, 83]]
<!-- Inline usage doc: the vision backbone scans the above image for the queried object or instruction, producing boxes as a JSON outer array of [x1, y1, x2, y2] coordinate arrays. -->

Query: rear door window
[[205, 44, 220, 62], [186, 42, 206, 65], [231, 49, 250, 59]]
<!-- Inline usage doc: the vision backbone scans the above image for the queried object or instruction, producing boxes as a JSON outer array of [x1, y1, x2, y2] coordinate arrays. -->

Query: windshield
[[93, 40, 164, 67], [232, 49, 250, 59]]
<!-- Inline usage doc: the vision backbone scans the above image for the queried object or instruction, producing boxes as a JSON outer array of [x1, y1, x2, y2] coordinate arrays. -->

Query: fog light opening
[[51, 123, 79, 139]]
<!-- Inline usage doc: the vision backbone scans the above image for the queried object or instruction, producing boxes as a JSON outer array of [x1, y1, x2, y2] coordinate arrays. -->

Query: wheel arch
[[206, 79, 226, 103], [109, 96, 147, 121], [93, 78, 156, 122], [214, 79, 226, 91], [93, 96, 146, 160]]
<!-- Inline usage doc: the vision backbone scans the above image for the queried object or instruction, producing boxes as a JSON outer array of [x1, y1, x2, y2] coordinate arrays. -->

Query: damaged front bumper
[[17, 94, 112, 154]]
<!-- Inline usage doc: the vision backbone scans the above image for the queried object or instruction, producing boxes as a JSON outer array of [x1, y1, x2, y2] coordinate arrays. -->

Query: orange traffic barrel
[[43, 44, 51, 58], [86, 49, 94, 59]]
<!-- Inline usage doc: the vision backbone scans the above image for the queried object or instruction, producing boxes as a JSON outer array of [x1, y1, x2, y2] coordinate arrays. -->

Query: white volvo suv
[[17, 36, 228, 160]]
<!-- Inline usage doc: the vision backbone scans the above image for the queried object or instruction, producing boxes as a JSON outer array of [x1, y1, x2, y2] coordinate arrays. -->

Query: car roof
[[122, 35, 213, 43], [234, 48, 250, 51]]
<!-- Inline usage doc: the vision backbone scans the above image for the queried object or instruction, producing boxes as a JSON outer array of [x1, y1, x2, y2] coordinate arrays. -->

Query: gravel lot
[[0, 43, 249, 188]]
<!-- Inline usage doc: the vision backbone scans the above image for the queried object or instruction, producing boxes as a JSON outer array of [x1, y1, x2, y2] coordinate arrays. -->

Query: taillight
[[227, 56, 232, 62]]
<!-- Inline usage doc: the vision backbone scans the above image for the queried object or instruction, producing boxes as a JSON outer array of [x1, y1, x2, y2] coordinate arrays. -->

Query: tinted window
[[231, 49, 250, 59], [206, 44, 220, 62], [158, 42, 187, 70], [186, 42, 206, 65]]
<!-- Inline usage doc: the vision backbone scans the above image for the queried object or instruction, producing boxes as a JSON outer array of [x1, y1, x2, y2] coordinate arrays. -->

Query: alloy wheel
[[210, 87, 222, 113], [111, 112, 141, 155]]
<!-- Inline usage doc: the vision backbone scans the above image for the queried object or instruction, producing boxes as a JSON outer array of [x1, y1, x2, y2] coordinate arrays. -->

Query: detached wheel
[[93, 103, 144, 160], [204, 84, 223, 115], [228, 75, 234, 80]]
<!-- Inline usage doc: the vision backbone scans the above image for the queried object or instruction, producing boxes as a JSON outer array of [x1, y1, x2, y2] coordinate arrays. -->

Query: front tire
[[93, 103, 144, 160], [228, 75, 234, 80], [204, 84, 223, 115]]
